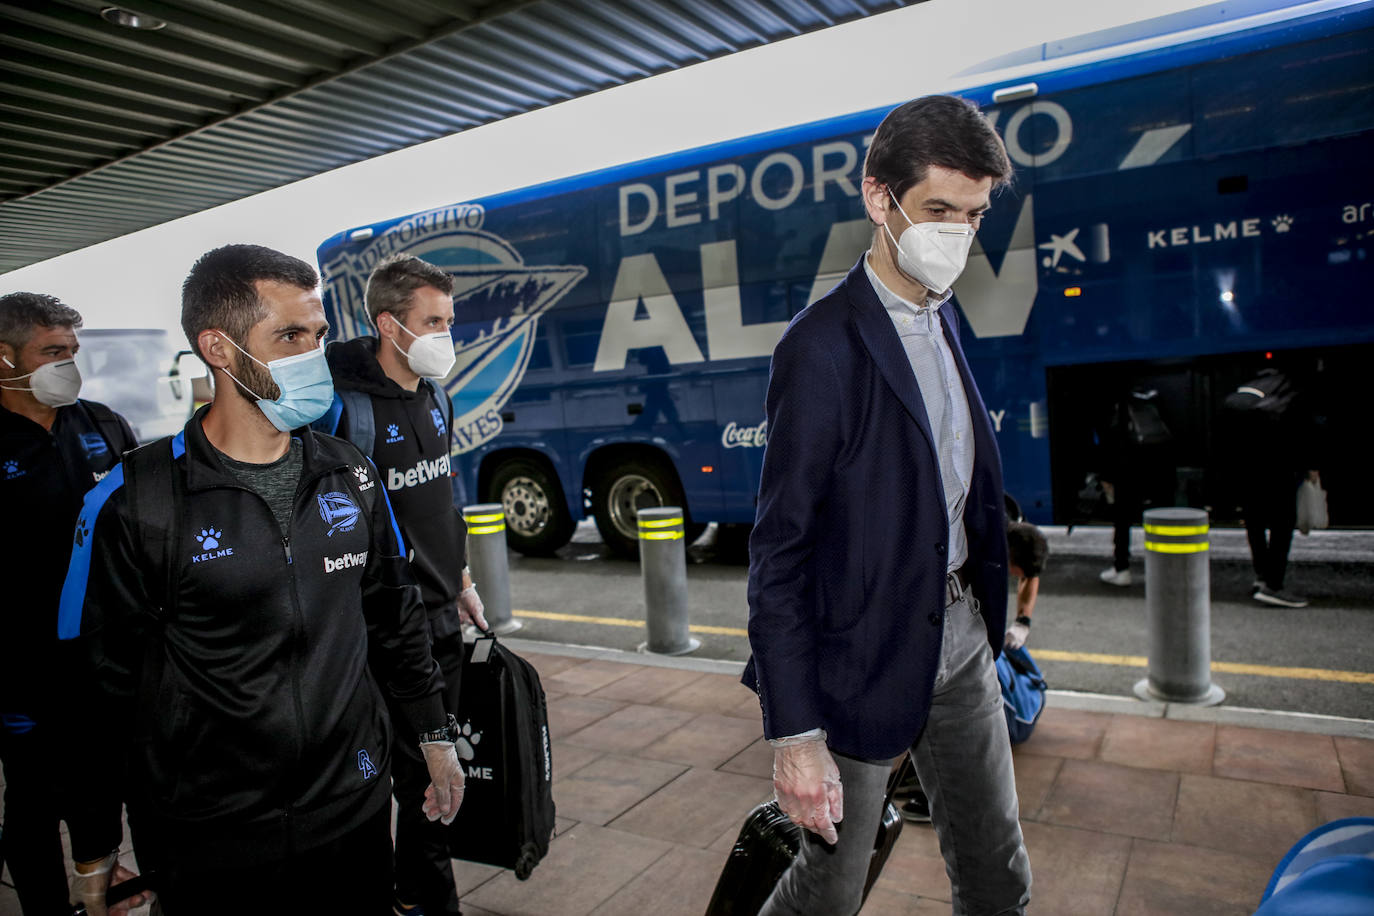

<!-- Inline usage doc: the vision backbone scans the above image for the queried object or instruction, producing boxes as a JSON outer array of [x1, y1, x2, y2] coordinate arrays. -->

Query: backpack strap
[[122, 433, 184, 618], [320, 388, 378, 457], [120, 433, 185, 724]]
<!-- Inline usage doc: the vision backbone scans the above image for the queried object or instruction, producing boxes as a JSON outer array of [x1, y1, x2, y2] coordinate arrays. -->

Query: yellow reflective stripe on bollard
[[467, 523, 506, 535], [638, 517, 684, 528], [1143, 523, 1209, 536], [464, 512, 505, 524], [1145, 541, 1209, 553], [1144, 525, 1209, 536], [640, 530, 684, 541]]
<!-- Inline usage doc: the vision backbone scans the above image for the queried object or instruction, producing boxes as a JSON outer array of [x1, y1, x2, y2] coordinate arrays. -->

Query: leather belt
[[945, 568, 968, 606]]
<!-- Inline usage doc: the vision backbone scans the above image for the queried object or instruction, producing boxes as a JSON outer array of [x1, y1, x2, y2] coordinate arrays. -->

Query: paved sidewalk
[[4, 644, 1373, 915]]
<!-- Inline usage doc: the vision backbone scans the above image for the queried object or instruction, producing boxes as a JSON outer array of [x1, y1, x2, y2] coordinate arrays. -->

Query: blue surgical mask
[[218, 334, 334, 432]]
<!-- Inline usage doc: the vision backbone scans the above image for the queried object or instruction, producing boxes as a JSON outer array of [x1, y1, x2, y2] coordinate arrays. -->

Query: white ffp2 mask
[[1, 357, 82, 407], [388, 318, 456, 379], [883, 190, 977, 294]]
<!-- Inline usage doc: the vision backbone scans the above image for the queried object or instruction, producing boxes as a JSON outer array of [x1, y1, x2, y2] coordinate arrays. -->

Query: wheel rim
[[501, 475, 551, 537], [606, 473, 665, 541]]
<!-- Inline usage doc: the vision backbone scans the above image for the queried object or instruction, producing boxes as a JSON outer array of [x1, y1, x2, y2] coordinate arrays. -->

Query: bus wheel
[[489, 457, 575, 556], [592, 459, 704, 558]]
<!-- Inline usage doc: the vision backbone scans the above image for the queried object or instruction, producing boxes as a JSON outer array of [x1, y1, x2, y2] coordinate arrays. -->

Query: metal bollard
[[464, 503, 521, 635], [637, 507, 700, 656], [1133, 507, 1225, 706]]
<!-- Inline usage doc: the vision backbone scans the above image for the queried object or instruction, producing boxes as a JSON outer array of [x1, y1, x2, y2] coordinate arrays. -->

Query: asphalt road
[[500, 522, 1374, 720]]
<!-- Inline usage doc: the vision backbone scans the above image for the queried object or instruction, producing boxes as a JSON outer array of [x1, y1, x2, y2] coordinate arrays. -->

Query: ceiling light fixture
[[100, 7, 167, 30]]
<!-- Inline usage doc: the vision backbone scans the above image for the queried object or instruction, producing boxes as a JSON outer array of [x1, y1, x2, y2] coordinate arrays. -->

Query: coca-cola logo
[[722, 420, 767, 449]]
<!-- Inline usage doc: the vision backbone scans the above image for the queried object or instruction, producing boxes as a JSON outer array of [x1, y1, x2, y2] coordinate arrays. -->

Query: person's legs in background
[[0, 722, 71, 914], [392, 636, 465, 915]]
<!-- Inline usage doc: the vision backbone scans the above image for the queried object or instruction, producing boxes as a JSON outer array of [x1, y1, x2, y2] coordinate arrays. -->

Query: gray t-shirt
[[219, 439, 303, 535]]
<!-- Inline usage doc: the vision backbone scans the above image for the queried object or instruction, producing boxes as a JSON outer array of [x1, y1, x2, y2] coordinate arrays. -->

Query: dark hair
[[1007, 521, 1049, 578], [864, 95, 1013, 202], [181, 244, 318, 361], [365, 254, 455, 325], [0, 291, 83, 351]]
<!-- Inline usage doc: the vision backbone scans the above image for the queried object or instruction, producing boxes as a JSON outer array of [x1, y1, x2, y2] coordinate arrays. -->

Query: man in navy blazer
[[744, 96, 1032, 915]]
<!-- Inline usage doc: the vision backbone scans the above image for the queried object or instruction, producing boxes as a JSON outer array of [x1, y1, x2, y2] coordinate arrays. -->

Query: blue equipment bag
[[997, 645, 1047, 745]]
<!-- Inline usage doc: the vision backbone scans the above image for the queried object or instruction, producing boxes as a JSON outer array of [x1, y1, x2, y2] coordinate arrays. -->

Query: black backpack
[[444, 633, 555, 879], [1223, 370, 1297, 421], [1117, 389, 1172, 447]]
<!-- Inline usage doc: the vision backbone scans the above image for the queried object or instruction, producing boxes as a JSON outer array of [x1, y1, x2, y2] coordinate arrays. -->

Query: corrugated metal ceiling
[[0, 0, 917, 274]]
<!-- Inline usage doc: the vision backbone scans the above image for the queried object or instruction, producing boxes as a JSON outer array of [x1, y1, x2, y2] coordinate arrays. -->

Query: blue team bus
[[318, 0, 1374, 556]]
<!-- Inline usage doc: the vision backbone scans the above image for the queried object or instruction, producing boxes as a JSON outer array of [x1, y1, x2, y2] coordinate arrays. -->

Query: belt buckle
[[946, 571, 962, 605]]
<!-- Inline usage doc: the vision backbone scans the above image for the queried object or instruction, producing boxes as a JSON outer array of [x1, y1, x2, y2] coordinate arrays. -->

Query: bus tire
[[488, 457, 575, 557], [592, 458, 704, 558]]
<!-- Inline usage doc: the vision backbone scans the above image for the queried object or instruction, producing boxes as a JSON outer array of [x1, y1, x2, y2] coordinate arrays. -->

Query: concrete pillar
[[1134, 507, 1225, 705], [637, 507, 700, 656], [464, 503, 520, 635]]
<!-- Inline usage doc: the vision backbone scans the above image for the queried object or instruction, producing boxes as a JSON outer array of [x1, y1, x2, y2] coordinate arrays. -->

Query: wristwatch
[[418, 714, 458, 746]]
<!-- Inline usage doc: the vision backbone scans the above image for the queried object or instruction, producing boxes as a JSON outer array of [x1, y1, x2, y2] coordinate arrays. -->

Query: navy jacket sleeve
[[359, 457, 447, 736], [745, 318, 842, 739], [57, 465, 146, 860]]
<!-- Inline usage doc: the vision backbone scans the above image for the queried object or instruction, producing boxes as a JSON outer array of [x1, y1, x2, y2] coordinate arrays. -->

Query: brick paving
[[4, 645, 1373, 915]]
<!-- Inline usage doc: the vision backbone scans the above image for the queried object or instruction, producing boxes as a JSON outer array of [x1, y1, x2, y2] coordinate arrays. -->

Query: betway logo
[[386, 454, 450, 491], [324, 550, 368, 574]]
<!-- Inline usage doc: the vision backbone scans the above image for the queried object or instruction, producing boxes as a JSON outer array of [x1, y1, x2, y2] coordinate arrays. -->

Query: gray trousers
[[760, 590, 1032, 916]]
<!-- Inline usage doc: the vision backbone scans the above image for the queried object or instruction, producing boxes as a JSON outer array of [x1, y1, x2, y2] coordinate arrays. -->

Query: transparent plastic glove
[[457, 585, 487, 630], [420, 740, 465, 825], [1005, 622, 1030, 650], [72, 852, 153, 915], [772, 735, 843, 844]]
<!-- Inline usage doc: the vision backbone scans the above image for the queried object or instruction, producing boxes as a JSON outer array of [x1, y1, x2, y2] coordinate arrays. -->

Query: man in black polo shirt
[[320, 253, 485, 916], [0, 291, 140, 914]]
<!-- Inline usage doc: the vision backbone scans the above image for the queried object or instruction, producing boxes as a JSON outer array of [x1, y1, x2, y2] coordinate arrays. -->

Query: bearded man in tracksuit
[[59, 245, 467, 914], [319, 253, 485, 916]]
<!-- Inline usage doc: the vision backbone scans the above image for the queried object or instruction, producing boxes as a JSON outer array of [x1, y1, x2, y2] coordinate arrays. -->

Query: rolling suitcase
[[704, 758, 908, 915], [444, 633, 555, 879]]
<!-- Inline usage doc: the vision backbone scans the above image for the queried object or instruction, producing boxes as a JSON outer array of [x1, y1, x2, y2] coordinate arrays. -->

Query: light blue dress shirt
[[863, 254, 974, 575]]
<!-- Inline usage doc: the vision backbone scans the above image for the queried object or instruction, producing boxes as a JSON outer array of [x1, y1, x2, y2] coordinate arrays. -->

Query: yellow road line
[[1032, 650, 1374, 684], [516, 608, 748, 636], [513, 610, 1374, 685]]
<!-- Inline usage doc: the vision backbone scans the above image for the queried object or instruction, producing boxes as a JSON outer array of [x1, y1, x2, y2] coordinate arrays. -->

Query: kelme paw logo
[[1271, 214, 1293, 233], [3, 459, 17, 474], [74, 518, 89, 548], [196, 528, 221, 550], [387, 424, 400, 437], [455, 721, 482, 761]]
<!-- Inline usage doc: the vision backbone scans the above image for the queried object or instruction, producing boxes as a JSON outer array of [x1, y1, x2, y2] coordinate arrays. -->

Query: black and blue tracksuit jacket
[[58, 410, 446, 867]]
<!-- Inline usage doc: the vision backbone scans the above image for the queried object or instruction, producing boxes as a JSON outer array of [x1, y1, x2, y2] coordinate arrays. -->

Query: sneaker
[[1099, 567, 1132, 587], [1251, 580, 1264, 596], [900, 794, 932, 824], [1253, 586, 1309, 608]]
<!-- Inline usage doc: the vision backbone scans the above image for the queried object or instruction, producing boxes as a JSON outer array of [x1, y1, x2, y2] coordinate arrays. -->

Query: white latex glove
[[772, 735, 843, 844], [1005, 622, 1030, 650], [420, 740, 466, 825], [71, 852, 153, 915], [457, 585, 487, 630]]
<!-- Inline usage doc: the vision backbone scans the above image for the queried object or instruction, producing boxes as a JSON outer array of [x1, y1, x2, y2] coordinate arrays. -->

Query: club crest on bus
[[321, 208, 587, 456]]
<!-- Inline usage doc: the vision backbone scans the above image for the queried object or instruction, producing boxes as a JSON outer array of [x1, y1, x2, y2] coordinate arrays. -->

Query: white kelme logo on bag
[[323, 550, 367, 573], [386, 454, 450, 491]]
